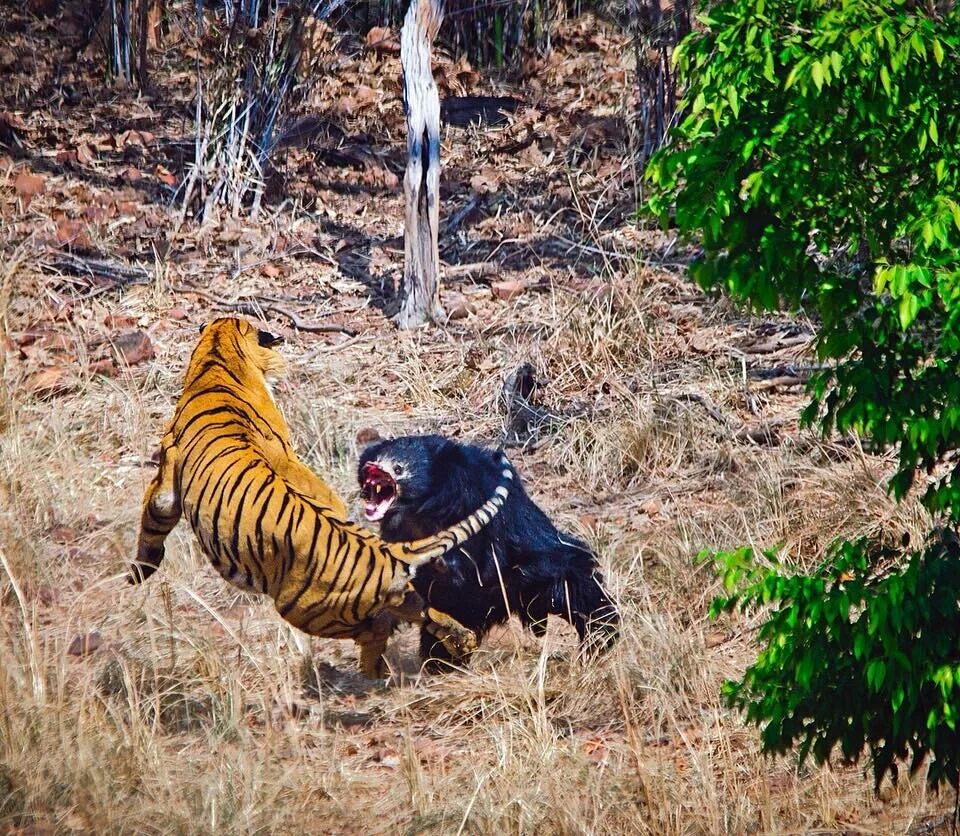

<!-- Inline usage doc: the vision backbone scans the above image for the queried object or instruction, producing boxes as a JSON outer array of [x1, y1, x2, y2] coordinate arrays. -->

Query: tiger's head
[[197, 317, 287, 383]]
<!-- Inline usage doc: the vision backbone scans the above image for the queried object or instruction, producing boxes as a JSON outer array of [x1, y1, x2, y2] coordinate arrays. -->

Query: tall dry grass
[[0, 250, 948, 835]]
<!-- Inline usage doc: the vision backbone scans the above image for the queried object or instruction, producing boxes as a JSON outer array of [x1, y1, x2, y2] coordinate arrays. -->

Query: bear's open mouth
[[360, 462, 397, 521]]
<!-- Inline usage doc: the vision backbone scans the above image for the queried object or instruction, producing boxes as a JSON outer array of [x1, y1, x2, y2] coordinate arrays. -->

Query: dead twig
[[441, 196, 482, 235], [170, 283, 358, 336], [675, 392, 729, 428], [736, 333, 813, 355]]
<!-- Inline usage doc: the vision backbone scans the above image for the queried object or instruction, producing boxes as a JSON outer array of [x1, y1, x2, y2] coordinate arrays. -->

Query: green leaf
[[880, 64, 891, 96], [727, 86, 740, 118], [811, 61, 824, 92]]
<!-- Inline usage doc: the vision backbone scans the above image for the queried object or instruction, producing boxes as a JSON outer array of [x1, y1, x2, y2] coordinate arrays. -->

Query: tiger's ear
[[257, 329, 283, 348], [199, 323, 207, 335]]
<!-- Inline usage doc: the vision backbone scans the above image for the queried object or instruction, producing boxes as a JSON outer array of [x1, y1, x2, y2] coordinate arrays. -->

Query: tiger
[[130, 317, 513, 677]]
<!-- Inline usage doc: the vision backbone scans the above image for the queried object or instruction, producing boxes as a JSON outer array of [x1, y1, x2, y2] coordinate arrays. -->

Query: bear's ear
[[355, 427, 383, 446], [257, 329, 283, 347]]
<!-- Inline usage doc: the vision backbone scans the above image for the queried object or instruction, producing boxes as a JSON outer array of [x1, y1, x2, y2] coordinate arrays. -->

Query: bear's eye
[[394, 463, 404, 476]]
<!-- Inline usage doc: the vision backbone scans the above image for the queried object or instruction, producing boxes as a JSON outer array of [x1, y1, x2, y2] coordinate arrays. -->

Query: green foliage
[[708, 531, 960, 789], [647, 0, 960, 789], [648, 0, 960, 515]]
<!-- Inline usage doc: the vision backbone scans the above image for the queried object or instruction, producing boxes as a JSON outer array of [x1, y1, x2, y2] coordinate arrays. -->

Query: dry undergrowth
[[0, 9, 952, 835], [0, 248, 947, 835]]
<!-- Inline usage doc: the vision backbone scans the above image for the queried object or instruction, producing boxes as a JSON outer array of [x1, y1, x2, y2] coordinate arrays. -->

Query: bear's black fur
[[358, 435, 619, 667]]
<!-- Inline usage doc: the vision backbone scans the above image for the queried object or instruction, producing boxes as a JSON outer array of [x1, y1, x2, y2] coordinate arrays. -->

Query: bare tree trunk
[[136, 0, 149, 90], [633, 0, 691, 163], [397, 0, 445, 329]]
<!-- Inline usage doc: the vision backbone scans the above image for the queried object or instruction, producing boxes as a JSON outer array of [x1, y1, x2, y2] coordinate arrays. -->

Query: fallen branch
[[737, 333, 812, 355], [442, 261, 498, 280], [42, 252, 152, 286], [441, 196, 482, 235], [749, 375, 805, 392], [746, 363, 828, 380], [171, 283, 358, 336]]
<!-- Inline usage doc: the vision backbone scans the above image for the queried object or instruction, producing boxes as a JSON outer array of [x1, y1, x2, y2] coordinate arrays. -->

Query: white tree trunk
[[397, 0, 445, 329]]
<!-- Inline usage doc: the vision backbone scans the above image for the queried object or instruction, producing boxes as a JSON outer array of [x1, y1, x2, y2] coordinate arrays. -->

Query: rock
[[492, 280, 531, 301], [111, 330, 154, 366], [68, 631, 103, 657], [447, 297, 476, 320]]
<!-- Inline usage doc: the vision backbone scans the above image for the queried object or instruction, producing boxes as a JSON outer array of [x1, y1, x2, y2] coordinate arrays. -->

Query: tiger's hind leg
[[354, 612, 398, 679], [130, 443, 182, 584]]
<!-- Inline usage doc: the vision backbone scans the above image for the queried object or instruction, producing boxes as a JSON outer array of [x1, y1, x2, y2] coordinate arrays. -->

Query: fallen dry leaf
[[47, 525, 77, 544], [55, 218, 92, 250], [88, 358, 116, 377], [14, 170, 45, 207], [356, 427, 382, 446], [67, 631, 103, 657], [469, 167, 499, 195], [155, 165, 176, 186], [28, 366, 73, 398], [111, 330, 154, 366], [365, 26, 400, 54]]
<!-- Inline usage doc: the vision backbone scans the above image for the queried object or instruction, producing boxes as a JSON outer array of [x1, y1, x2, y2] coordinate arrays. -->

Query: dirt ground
[[0, 4, 954, 834]]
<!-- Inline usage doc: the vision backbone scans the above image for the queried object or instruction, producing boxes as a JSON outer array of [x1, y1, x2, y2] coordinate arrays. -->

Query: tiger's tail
[[387, 453, 513, 568], [129, 445, 182, 584]]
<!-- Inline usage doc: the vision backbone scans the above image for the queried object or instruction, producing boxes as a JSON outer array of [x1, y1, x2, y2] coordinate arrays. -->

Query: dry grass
[[0, 242, 950, 834]]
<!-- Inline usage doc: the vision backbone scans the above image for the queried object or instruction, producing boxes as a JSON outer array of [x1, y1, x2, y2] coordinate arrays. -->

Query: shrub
[[647, 0, 960, 789]]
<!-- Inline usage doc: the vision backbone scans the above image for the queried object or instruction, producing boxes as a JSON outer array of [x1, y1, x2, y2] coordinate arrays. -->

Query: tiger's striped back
[[131, 318, 511, 668]]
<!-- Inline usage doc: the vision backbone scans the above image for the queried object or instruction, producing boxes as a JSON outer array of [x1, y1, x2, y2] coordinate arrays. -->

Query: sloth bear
[[358, 434, 619, 668]]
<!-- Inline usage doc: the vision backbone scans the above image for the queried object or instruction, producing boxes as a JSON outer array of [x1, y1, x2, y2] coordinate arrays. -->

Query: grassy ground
[[0, 6, 953, 834]]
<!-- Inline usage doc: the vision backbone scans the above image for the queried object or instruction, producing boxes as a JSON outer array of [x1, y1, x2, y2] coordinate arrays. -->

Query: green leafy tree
[[647, 0, 960, 789]]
